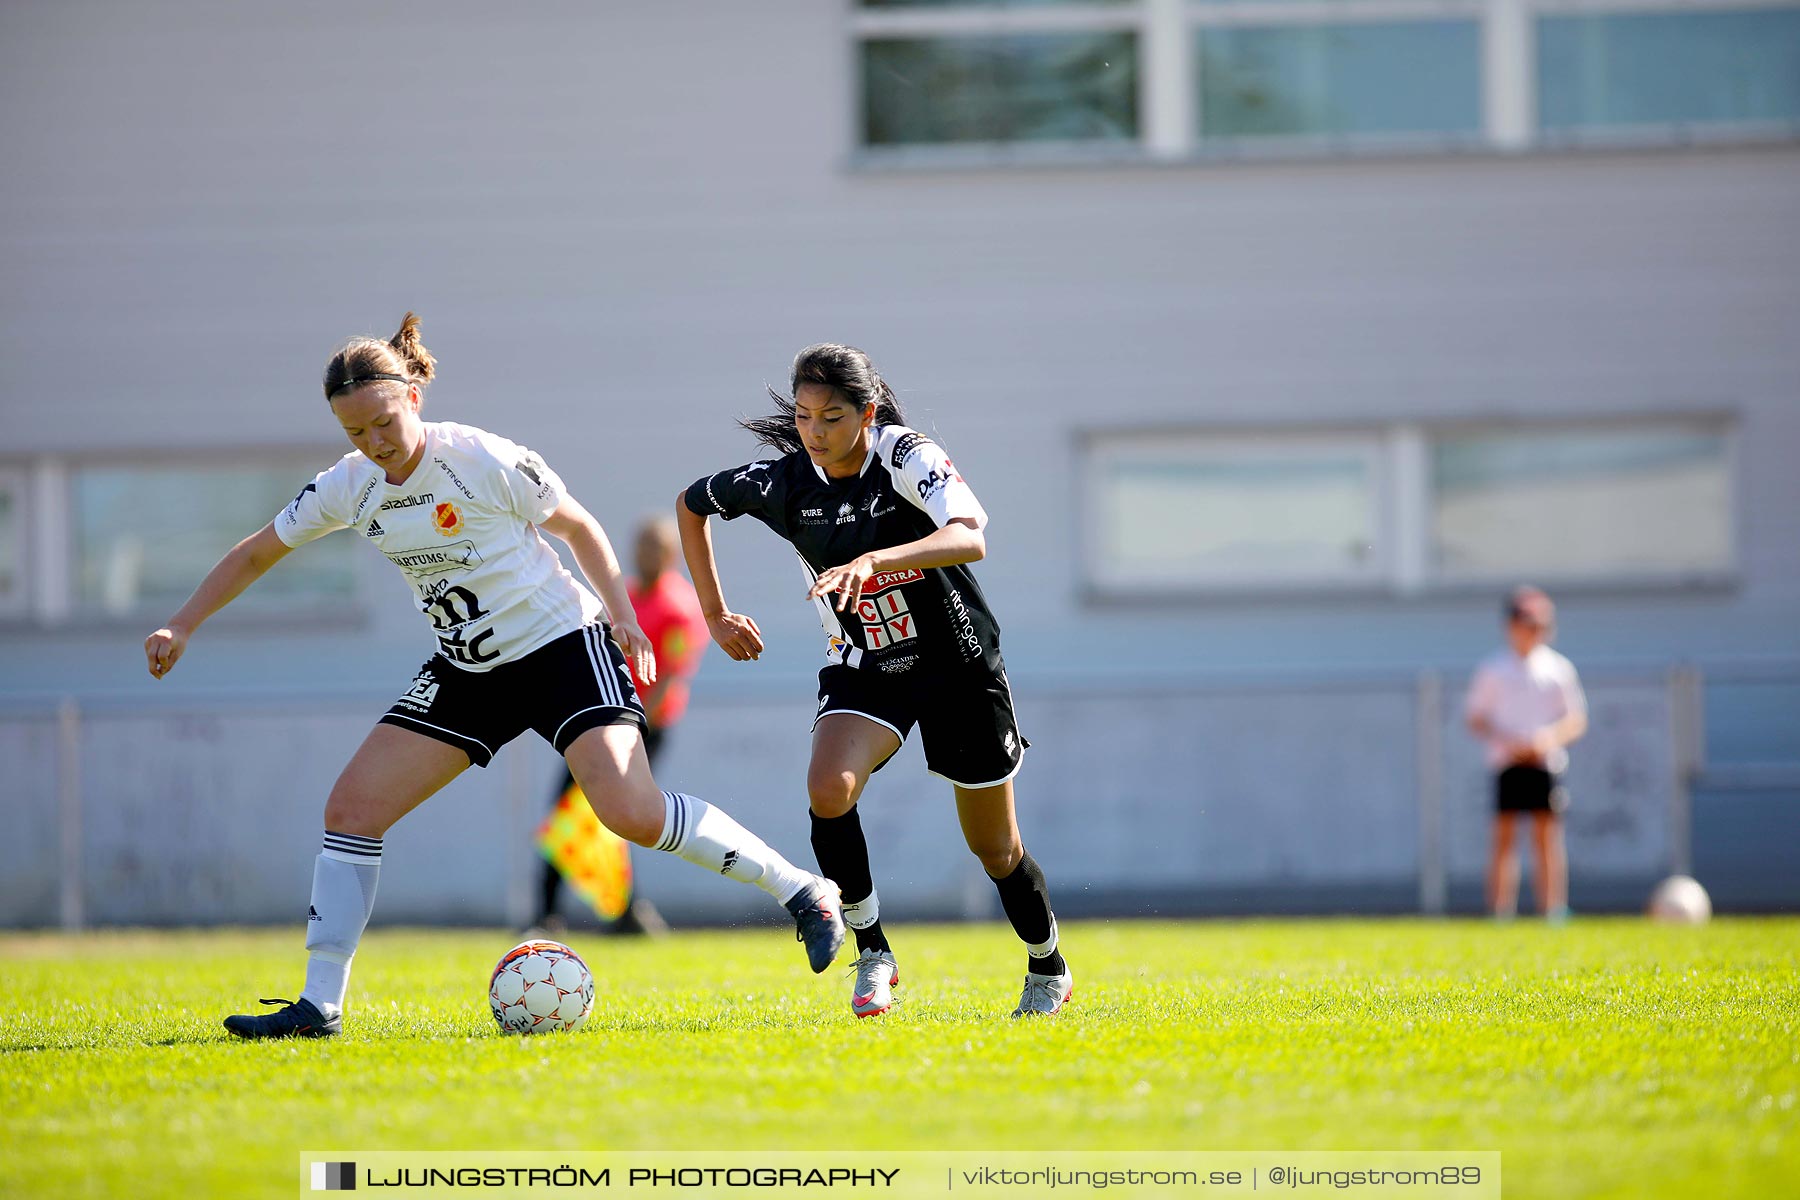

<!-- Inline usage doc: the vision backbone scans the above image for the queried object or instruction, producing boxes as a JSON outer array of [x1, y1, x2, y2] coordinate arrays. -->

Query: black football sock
[[810, 805, 890, 954], [535, 858, 562, 925], [991, 849, 1066, 976]]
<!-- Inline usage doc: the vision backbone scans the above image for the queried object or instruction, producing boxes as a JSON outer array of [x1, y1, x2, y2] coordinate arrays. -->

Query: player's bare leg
[[561, 723, 668, 846], [956, 781, 1070, 1016], [324, 723, 472, 835], [1531, 811, 1568, 919], [564, 723, 844, 971], [809, 714, 903, 1014], [1487, 813, 1520, 917], [226, 725, 469, 1039]]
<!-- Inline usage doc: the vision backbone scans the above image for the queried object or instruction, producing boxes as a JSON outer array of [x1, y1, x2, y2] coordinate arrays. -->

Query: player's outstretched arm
[[675, 491, 763, 662], [145, 523, 292, 679], [808, 517, 985, 614], [540, 496, 656, 685]]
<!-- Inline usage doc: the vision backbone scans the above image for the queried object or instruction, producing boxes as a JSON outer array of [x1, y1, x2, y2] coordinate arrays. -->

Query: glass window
[[1197, 21, 1482, 139], [862, 33, 1139, 145], [1538, 9, 1800, 133], [72, 462, 357, 617], [1430, 425, 1734, 581], [861, 1, 1131, 6], [0, 468, 26, 616], [1087, 434, 1386, 592]]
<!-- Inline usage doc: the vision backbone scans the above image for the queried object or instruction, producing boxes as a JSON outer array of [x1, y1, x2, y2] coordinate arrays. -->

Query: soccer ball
[[1646, 875, 1712, 925], [488, 939, 595, 1034]]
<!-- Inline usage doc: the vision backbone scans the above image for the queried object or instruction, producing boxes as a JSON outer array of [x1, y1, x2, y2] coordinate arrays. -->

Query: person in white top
[[1464, 587, 1588, 920], [143, 314, 844, 1039]]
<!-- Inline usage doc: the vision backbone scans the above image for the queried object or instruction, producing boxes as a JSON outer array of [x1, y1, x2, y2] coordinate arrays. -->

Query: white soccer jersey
[[274, 421, 606, 671], [1465, 645, 1587, 773]]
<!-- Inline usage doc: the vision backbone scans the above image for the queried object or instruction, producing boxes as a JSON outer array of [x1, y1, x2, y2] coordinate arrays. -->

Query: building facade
[[3, 1, 1796, 925]]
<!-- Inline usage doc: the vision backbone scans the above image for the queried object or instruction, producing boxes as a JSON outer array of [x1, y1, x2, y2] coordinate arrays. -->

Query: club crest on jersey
[[434, 501, 463, 537]]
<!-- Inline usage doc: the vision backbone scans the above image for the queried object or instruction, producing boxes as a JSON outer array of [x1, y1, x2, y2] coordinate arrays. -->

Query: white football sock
[[654, 791, 814, 904], [300, 831, 382, 1016]]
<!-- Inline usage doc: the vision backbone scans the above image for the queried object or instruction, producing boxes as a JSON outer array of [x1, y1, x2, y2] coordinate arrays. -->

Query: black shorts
[[380, 623, 646, 768], [814, 661, 1027, 789], [1495, 765, 1568, 814]]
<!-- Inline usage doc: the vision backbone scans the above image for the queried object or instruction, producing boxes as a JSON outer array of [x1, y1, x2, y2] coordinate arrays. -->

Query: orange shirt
[[627, 572, 707, 728]]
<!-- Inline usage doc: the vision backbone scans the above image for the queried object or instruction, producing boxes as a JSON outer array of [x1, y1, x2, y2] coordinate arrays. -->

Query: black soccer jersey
[[685, 425, 1003, 676]]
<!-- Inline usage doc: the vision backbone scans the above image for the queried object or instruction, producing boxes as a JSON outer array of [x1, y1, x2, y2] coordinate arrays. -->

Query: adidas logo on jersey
[[367, 519, 385, 537]]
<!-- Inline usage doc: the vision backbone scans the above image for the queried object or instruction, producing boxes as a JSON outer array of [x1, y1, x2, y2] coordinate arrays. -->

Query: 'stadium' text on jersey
[[685, 425, 1002, 676], [274, 422, 606, 670]]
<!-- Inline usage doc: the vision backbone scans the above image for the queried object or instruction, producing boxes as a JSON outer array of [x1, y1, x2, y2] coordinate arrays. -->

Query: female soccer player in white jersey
[[678, 344, 1071, 1018], [144, 315, 844, 1039]]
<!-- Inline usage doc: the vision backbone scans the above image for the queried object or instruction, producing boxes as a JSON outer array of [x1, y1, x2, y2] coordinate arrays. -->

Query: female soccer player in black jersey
[[679, 343, 1071, 1017], [143, 315, 843, 1039]]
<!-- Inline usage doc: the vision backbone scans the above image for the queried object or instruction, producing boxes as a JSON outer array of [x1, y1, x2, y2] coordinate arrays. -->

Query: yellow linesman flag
[[537, 782, 633, 921]]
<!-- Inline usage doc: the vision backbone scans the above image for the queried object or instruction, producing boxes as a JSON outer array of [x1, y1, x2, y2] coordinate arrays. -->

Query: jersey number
[[425, 586, 500, 665]]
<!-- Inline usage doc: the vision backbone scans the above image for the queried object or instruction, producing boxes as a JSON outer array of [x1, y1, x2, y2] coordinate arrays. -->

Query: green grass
[[2, 918, 1796, 1199]]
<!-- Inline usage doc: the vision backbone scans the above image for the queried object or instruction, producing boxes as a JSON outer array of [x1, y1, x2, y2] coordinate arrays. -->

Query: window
[[0, 468, 27, 618], [1430, 424, 1734, 582], [861, 1, 1131, 7], [1198, 21, 1483, 141], [863, 32, 1140, 145], [69, 461, 356, 618], [1084, 432, 1388, 594], [1538, 9, 1800, 137], [850, 0, 1800, 162], [1082, 417, 1735, 598]]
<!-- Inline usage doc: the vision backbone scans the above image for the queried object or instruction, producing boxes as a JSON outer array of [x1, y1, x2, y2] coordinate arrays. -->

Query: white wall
[[2, 2, 1795, 922]]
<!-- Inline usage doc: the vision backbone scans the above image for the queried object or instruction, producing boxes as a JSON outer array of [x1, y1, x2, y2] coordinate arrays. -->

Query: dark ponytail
[[740, 343, 906, 455]]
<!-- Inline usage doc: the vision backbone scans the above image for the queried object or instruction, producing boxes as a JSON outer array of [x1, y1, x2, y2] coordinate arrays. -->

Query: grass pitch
[[2, 918, 1796, 1199]]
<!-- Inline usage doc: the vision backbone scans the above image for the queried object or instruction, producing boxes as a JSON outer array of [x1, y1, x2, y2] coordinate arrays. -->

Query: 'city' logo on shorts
[[311, 1162, 356, 1190]]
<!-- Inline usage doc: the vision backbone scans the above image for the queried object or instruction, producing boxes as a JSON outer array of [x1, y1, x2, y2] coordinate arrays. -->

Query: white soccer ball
[[488, 939, 595, 1034], [1646, 875, 1713, 925]]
